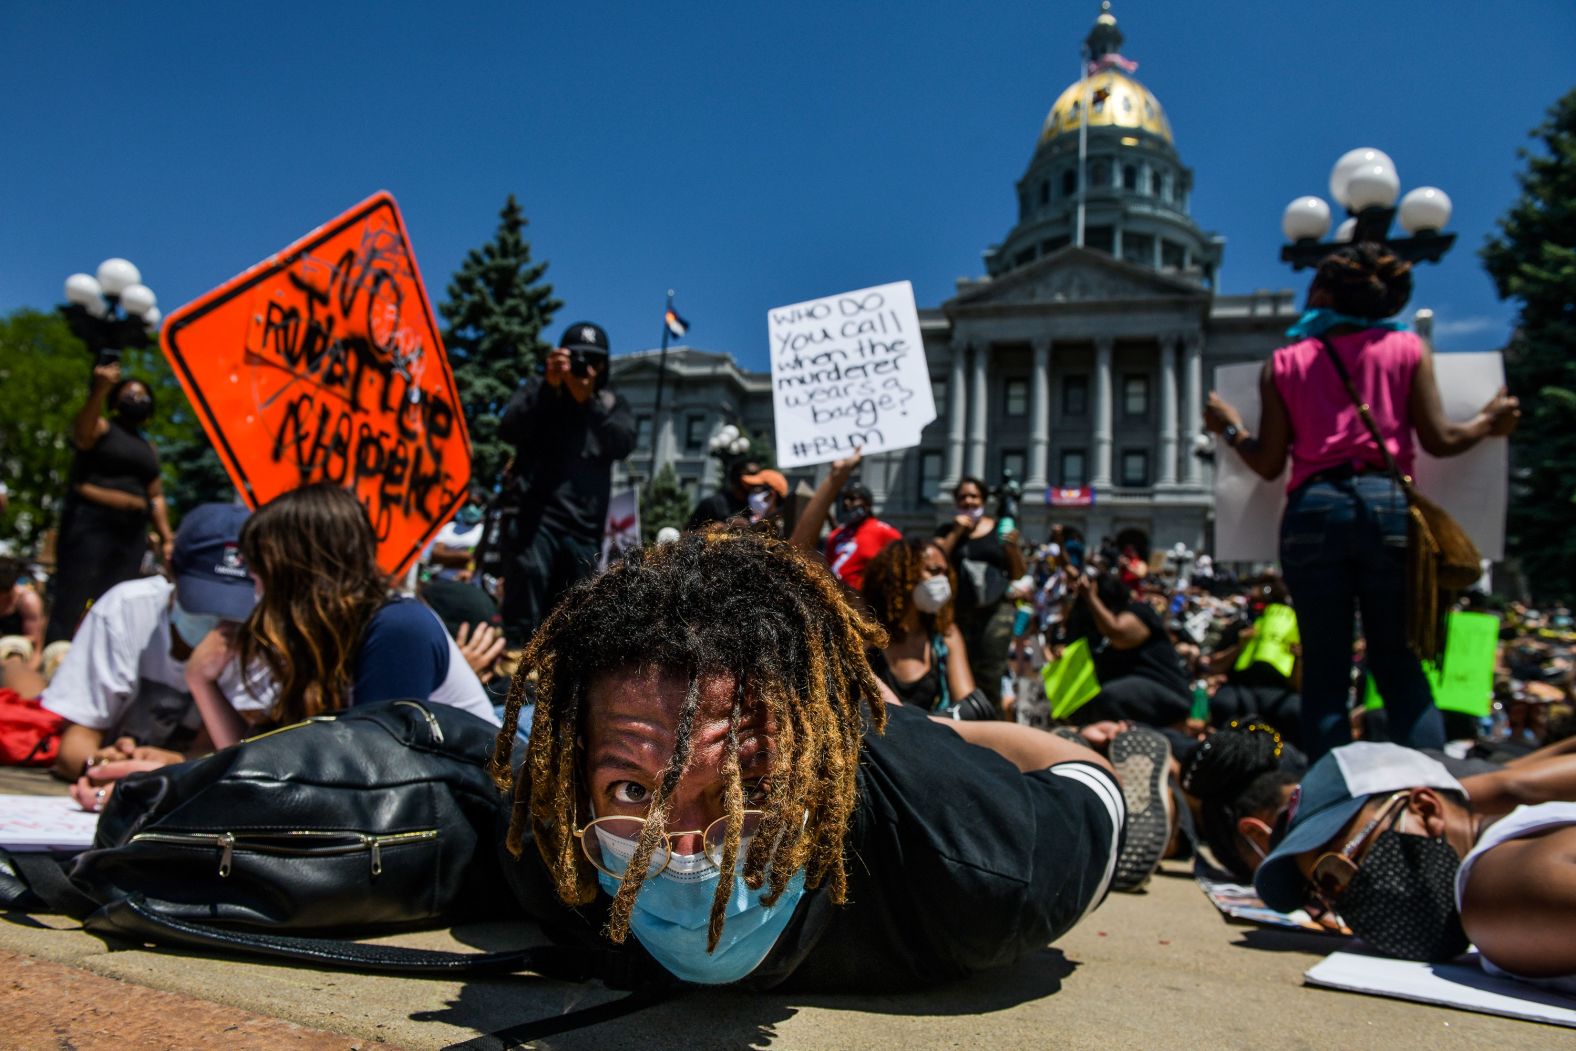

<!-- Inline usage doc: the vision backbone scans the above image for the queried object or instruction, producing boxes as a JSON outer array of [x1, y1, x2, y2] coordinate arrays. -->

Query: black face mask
[[838, 504, 870, 527], [1336, 827, 1469, 962], [116, 395, 153, 425]]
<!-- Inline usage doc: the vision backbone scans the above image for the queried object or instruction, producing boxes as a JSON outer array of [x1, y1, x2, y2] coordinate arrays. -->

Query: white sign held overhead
[[1212, 352, 1509, 562], [768, 280, 936, 468], [600, 486, 641, 570]]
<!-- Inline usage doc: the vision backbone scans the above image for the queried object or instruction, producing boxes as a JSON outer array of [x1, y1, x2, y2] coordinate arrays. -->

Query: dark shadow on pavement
[[1233, 927, 1353, 955], [424, 944, 1077, 1050]]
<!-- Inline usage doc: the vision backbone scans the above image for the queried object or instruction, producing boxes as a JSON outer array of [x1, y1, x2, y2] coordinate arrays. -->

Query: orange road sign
[[160, 191, 470, 577]]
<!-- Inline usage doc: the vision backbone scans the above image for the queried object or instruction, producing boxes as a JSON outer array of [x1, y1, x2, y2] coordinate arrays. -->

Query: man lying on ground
[[1255, 742, 1576, 990], [488, 528, 1171, 990], [40, 504, 258, 807]]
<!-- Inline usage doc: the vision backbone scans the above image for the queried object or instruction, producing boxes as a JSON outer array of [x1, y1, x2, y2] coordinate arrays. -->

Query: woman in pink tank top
[[1202, 244, 1519, 760]]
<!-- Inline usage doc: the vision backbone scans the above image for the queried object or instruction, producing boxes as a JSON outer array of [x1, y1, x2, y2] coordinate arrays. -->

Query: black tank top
[[74, 419, 159, 496], [868, 638, 944, 712]]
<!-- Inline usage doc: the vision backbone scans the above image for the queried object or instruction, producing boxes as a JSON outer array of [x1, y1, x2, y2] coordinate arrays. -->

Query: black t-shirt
[[1090, 602, 1190, 699], [867, 643, 943, 712], [74, 419, 159, 496], [500, 703, 1123, 992], [498, 378, 636, 543]]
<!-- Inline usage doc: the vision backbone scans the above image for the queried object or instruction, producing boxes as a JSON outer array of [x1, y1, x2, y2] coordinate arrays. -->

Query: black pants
[[1210, 682, 1304, 748], [46, 499, 149, 643], [1071, 675, 1190, 729], [500, 519, 600, 647]]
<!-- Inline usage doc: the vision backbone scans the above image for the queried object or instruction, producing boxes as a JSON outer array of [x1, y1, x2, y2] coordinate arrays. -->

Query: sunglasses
[[1306, 791, 1411, 907]]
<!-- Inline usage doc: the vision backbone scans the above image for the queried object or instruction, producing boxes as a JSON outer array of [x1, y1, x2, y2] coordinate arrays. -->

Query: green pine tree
[[640, 463, 691, 543], [1481, 88, 1576, 602], [439, 195, 563, 491]]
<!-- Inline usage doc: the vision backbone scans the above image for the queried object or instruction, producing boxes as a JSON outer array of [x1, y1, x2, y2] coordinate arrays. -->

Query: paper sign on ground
[[768, 280, 935, 468], [600, 487, 641, 570], [1234, 602, 1300, 679], [1304, 951, 1576, 1028], [1041, 638, 1100, 720], [0, 794, 101, 853], [1212, 352, 1508, 562], [161, 192, 471, 577]]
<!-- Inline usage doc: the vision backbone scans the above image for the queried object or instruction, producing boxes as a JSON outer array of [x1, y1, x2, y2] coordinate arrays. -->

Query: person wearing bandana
[[1256, 742, 1576, 990], [45, 363, 174, 644]]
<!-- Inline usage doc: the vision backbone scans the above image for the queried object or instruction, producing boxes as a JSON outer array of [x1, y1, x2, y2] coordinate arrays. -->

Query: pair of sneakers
[[1053, 724, 1174, 891]]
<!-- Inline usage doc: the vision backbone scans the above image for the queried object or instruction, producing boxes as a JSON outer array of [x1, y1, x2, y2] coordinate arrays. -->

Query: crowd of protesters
[[2, 246, 1573, 998]]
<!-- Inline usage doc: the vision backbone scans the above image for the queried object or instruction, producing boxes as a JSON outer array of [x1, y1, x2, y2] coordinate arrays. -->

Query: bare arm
[[147, 476, 173, 563], [788, 451, 861, 553], [1072, 574, 1150, 649], [73, 364, 118, 451], [1463, 754, 1576, 815], [1204, 362, 1291, 481], [930, 718, 1115, 776], [941, 622, 977, 699], [185, 627, 248, 751], [18, 590, 43, 656], [52, 723, 106, 780], [1409, 342, 1520, 457]]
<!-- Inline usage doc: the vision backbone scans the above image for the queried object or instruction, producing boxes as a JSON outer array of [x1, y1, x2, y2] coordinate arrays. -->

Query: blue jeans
[[1280, 475, 1444, 761]]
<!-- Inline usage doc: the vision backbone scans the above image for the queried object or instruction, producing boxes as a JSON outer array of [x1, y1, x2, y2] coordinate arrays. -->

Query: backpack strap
[[931, 633, 951, 712]]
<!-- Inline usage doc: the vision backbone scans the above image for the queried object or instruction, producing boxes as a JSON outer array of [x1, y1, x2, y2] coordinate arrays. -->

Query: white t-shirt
[[40, 576, 258, 743], [1454, 802, 1576, 994]]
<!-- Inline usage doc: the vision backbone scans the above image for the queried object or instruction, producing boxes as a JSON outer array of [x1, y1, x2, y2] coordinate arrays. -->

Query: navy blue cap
[[170, 503, 255, 621], [559, 321, 610, 356], [1254, 743, 1463, 913]]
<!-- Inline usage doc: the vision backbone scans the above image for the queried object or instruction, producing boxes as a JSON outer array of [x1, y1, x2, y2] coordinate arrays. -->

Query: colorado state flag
[[664, 306, 690, 339]]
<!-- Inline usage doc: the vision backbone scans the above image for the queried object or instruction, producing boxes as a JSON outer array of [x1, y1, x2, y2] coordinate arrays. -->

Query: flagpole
[[648, 289, 674, 482], [1076, 43, 1089, 248]]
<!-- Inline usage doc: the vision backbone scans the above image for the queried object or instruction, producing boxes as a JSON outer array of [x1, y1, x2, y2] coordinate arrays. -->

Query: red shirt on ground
[[824, 517, 902, 591]]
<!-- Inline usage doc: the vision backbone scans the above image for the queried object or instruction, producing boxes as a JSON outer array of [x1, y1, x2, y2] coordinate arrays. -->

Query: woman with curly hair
[[186, 483, 497, 746], [489, 528, 1129, 990], [860, 537, 993, 720], [1205, 242, 1520, 760]]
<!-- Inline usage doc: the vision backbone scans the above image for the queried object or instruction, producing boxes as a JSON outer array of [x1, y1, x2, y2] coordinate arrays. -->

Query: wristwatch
[[1221, 424, 1241, 447]]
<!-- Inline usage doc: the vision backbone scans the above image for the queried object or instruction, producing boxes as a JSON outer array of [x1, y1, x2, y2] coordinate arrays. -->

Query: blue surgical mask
[[169, 600, 220, 648], [457, 505, 484, 527], [593, 827, 806, 985]]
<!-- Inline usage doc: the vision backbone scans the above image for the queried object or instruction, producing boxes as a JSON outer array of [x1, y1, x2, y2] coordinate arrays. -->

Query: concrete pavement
[[0, 767, 1565, 1049]]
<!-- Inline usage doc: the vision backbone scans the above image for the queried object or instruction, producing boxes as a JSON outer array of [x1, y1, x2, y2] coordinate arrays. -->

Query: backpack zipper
[[128, 828, 438, 878], [392, 700, 444, 744]]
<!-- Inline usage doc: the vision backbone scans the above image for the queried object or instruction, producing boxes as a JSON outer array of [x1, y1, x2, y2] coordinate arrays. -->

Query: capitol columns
[[943, 340, 969, 490], [1181, 331, 1204, 486], [966, 342, 989, 479], [1158, 333, 1180, 486], [1027, 337, 1052, 488], [1091, 336, 1114, 489]]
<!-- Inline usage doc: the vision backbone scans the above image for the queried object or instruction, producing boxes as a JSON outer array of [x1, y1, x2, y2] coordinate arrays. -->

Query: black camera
[[568, 348, 595, 379], [96, 347, 121, 367]]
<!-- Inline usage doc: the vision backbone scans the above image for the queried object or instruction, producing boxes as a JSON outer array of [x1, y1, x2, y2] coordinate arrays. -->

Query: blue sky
[[2, 1, 1571, 372]]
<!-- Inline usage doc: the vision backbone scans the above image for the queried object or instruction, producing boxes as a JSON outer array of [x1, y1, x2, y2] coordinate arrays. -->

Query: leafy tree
[[439, 195, 563, 491], [640, 463, 691, 543], [0, 308, 232, 553], [1481, 88, 1576, 601]]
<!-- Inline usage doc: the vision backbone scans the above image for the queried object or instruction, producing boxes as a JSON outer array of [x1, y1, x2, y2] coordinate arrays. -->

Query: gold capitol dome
[[1039, 4, 1172, 145]]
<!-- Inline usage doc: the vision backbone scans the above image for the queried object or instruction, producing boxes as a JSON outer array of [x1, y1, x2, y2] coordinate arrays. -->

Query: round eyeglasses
[[574, 811, 765, 879]]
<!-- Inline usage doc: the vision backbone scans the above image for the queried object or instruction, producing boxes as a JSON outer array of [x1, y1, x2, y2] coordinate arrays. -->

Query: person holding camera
[[45, 362, 172, 644], [496, 322, 635, 646]]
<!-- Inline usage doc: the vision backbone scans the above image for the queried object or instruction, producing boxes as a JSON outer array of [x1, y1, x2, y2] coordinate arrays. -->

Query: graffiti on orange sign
[[161, 192, 470, 575]]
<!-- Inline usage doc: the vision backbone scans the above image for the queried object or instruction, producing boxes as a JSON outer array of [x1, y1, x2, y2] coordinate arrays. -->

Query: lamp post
[[60, 257, 161, 366], [1279, 147, 1455, 270]]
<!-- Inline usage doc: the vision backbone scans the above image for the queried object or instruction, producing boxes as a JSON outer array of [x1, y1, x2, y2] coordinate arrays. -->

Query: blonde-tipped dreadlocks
[[489, 528, 889, 951]]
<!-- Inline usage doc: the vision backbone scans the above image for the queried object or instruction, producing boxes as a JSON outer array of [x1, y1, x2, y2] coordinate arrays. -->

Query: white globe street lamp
[[60, 257, 159, 364], [1280, 148, 1455, 270], [1398, 186, 1452, 235]]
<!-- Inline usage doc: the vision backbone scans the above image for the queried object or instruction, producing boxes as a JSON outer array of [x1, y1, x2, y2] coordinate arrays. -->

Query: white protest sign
[[600, 486, 641, 569], [1212, 352, 1508, 562], [768, 280, 936, 468]]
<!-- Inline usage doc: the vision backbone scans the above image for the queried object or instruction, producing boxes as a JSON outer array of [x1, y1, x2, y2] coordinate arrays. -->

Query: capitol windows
[[1123, 164, 1139, 191], [1091, 159, 1110, 188], [1063, 375, 1089, 416], [1121, 450, 1150, 488], [1001, 449, 1027, 482], [1149, 169, 1162, 196], [932, 375, 948, 413], [1124, 233, 1155, 267], [1086, 225, 1115, 254], [1062, 170, 1078, 197], [1123, 375, 1150, 417], [918, 451, 944, 504], [636, 414, 653, 449], [684, 414, 709, 452], [1040, 181, 1051, 206], [1060, 450, 1088, 488], [1004, 377, 1029, 417], [1161, 241, 1187, 269]]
